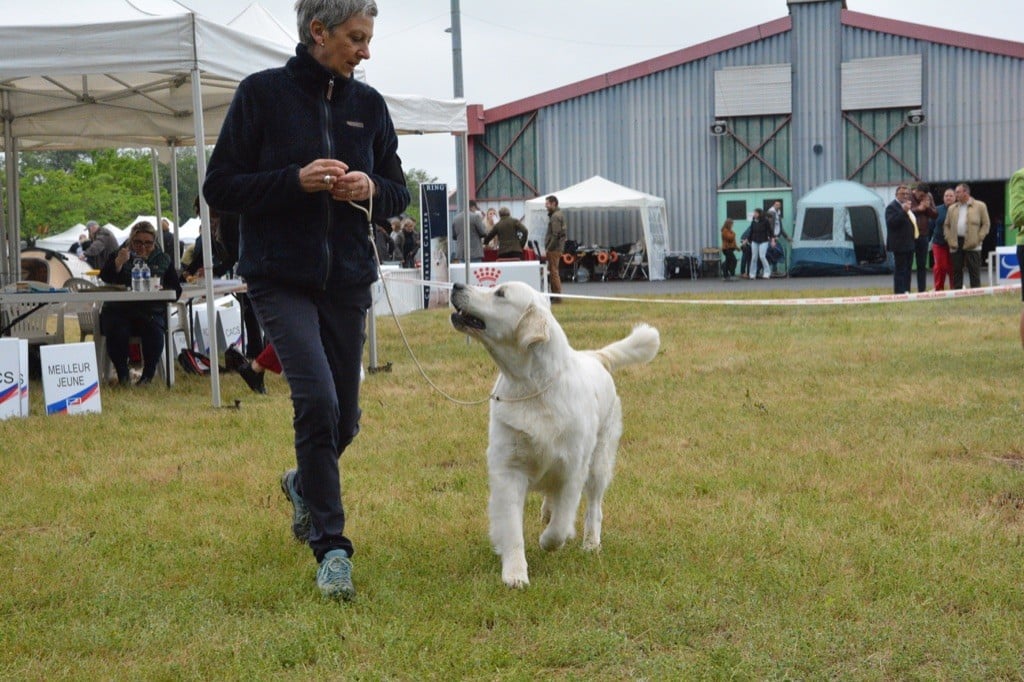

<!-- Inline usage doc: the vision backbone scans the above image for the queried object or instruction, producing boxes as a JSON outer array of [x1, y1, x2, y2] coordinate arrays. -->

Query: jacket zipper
[[318, 76, 335, 289]]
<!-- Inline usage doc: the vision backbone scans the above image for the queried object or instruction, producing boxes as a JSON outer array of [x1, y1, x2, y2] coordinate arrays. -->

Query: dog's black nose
[[453, 282, 466, 292]]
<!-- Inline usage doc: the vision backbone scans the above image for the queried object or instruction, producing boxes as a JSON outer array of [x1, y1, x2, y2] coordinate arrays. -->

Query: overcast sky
[[192, 0, 1021, 188]]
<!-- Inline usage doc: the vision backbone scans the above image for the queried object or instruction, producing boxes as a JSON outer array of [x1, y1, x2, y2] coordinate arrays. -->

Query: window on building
[[726, 200, 747, 220]]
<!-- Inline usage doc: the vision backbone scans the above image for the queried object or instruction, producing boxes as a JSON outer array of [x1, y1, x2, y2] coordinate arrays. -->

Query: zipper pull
[[326, 77, 334, 101]]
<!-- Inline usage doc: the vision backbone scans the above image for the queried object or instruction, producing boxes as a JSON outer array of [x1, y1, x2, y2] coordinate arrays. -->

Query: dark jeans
[[951, 239, 982, 288], [246, 280, 371, 562], [913, 235, 930, 292], [100, 305, 167, 382], [893, 251, 913, 294], [723, 249, 737, 277]]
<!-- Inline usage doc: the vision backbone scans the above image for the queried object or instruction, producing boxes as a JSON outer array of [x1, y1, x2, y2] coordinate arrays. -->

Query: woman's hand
[[300, 159, 350, 194], [114, 246, 132, 271], [331, 170, 375, 202]]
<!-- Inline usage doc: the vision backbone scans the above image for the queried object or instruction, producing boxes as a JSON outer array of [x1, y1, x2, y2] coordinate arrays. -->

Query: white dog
[[450, 281, 660, 588]]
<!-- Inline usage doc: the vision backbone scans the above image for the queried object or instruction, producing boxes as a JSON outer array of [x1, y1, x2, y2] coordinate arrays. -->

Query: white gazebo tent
[[0, 0, 467, 406], [524, 175, 671, 281]]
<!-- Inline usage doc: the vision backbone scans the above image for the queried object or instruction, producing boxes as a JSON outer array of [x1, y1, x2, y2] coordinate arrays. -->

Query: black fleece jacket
[[203, 44, 410, 290]]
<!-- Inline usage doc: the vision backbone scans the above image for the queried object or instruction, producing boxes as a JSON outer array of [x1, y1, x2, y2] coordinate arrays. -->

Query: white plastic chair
[[63, 277, 99, 342], [0, 282, 65, 345]]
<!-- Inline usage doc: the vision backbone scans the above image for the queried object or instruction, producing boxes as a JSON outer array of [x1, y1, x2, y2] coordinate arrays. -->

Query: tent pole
[[3, 92, 18, 285], [169, 144, 181, 271], [190, 66, 221, 409], [150, 147, 163, 242], [461, 133, 471, 280]]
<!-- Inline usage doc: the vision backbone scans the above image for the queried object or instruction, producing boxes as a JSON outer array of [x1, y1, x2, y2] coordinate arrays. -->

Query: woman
[[747, 208, 773, 280], [720, 219, 738, 280], [98, 221, 181, 386], [203, 0, 409, 602]]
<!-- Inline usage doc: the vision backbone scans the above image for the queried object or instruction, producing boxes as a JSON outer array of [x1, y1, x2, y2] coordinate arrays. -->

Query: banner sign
[[0, 338, 26, 419], [215, 295, 243, 351], [419, 183, 449, 309], [40, 343, 102, 415], [996, 245, 1019, 285]]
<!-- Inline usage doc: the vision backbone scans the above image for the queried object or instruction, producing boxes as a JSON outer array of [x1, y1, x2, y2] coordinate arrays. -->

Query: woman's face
[[313, 14, 373, 77], [131, 231, 157, 257]]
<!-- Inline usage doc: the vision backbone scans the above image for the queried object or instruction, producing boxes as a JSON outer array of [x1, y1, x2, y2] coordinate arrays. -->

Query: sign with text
[[40, 343, 102, 415], [420, 183, 449, 309], [0, 338, 26, 419], [215, 296, 243, 351]]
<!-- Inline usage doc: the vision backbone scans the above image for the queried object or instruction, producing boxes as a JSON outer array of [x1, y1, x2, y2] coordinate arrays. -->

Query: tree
[[403, 168, 438, 224], [18, 149, 170, 239]]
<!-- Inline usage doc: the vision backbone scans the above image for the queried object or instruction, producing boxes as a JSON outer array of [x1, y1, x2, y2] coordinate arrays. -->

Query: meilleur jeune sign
[[40, 343, 102, 415]]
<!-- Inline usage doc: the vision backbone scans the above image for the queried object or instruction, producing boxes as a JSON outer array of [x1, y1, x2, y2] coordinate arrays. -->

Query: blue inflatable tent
[[789, 180, 893, 276]]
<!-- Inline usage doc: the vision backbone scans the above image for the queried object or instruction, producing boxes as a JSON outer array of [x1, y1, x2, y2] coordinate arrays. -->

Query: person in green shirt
[[1011, 167, 1024, 347]]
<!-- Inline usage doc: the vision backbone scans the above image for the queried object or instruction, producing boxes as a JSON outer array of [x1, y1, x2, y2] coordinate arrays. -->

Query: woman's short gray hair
[[130, 221, 157, 240], [294, 0, 378, 46]]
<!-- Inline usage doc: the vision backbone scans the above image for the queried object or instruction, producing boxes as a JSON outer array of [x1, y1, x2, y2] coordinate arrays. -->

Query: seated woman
[[99, 221, 181, 386]]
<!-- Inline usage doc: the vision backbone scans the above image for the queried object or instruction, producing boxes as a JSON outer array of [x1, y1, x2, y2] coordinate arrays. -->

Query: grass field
[[3, 284, 1024, 679]]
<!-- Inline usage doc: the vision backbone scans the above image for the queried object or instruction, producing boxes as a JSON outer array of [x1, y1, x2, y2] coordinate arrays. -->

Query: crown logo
[[474, 266, 501, 287]]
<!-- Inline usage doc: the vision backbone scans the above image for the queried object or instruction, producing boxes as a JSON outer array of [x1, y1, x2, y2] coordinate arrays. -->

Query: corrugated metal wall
[[475, 2, 1024, 256], [843, 27, 1024, 181], [532, 35, 791, 254], [789, 0, 843, 202]]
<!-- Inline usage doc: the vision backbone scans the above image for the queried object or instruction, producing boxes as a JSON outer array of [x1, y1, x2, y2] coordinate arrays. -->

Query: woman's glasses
[[132, 238, 156, 248]]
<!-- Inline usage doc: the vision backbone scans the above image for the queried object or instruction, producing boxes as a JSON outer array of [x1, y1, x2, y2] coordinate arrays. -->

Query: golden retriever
[[450, 281, 660, 588]]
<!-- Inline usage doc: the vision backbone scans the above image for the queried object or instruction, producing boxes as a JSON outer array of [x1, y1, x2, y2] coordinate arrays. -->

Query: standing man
[[766, 200, 785, 276], [1010, 166, 1024, 348], [766, 201, 782, 238], [544, 195, 567, 303], [80, 220, 119, 269], [943, 182, 990, 289], [910, 183, 937, 292], [451, 200, 487, 263], [885, 184, 917, 294]]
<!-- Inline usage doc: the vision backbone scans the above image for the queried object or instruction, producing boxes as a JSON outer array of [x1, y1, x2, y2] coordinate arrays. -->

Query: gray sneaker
[[279, 469, 311, 542], [317, 549, 355, 601]]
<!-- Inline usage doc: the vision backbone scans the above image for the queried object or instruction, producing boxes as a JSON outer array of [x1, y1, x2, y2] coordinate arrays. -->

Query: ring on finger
[[323, 174, 333, 186]]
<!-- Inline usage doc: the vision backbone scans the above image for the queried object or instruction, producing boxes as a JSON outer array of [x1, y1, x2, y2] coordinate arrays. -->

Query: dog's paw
[[501, 553, 529, 588], [502, 574, 530, 589], [539, 527, 569, 552]]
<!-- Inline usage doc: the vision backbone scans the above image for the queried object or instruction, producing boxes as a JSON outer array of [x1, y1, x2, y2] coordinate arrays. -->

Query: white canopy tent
[[0, 0, 467, 406], [524, 175, 671, 281]]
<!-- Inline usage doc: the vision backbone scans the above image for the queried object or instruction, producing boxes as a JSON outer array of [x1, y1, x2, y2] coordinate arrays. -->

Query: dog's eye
[[495, 288, 505, 298]]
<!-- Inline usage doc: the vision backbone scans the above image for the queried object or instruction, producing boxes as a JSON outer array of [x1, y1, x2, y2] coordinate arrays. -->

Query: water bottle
[[140, 261, 152, 291], [131, 259, 143, 292]]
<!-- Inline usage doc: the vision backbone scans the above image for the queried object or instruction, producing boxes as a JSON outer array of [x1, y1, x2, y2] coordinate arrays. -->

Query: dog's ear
[[517, 306, 550, 349]]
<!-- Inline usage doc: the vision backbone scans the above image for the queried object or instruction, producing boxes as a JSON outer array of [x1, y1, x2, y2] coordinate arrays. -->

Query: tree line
[[2, 150, 437, 239]]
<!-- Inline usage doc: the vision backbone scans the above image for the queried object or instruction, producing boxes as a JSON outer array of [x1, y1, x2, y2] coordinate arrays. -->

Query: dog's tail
[[592, 323, 660, 372]]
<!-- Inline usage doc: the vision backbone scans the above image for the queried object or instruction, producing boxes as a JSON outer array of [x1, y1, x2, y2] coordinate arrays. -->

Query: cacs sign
[[0, 338, 27, 419]]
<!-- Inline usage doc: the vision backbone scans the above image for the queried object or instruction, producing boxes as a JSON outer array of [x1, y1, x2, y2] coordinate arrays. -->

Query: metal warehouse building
[[465, 0, 1024, 260]]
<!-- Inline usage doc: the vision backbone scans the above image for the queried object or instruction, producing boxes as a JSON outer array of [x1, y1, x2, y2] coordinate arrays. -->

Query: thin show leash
[[347, 192, 548, 406]]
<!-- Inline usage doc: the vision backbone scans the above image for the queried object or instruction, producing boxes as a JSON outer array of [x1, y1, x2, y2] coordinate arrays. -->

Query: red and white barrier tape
[[384, 273, 1018, 307]]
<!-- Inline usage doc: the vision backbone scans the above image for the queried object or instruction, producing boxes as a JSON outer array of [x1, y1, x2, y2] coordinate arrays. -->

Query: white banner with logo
[[40, 343, 102, 415]]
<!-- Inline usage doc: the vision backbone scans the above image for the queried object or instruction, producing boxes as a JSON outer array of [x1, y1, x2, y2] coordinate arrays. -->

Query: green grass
[[3, 284, 1024, 679]]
